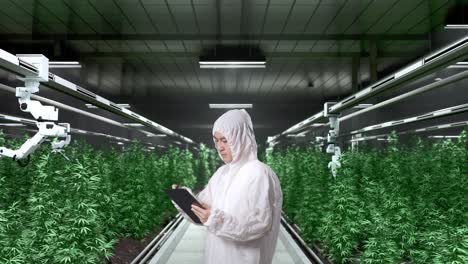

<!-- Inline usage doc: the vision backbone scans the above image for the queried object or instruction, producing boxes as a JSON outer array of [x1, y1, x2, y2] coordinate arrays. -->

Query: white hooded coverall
[[173, 109, 283, 264]]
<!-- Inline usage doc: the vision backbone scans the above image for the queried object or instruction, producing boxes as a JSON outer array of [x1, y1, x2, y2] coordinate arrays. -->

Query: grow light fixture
[[85, 103, 131, 109], [146, 134, 167, 137], [353, 104, 373, 109], [428, 135, 460, 139], [123, 123, 144, 127], [199, 45, 266, 69], [49, 61, 82, 68], [448, 62, 468, 68], [444, 3, 468, 29], [209, 104, 253, 109], [142, 131, 156, 137], [445, 24, 468, 29], [0, 123, 26, 127], [200, 62, 265, 69]]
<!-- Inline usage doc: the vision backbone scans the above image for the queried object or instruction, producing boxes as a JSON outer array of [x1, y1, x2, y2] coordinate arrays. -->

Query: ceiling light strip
[[209, 104, 253, 109], [445, 24, 468, 29], [200, 65, 266, 69], [200, 61, 266, 65]]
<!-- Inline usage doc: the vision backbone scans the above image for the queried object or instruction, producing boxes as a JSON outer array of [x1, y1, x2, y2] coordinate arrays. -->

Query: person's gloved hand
[[191, 202, 211, 224]]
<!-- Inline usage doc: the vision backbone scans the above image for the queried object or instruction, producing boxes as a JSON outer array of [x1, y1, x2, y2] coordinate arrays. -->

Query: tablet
[[165, 188, 205, 224]]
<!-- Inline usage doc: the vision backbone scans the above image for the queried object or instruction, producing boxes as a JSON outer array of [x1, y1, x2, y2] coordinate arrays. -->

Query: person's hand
[[191, 203, 211, 224], [172, 184, 179, 189]]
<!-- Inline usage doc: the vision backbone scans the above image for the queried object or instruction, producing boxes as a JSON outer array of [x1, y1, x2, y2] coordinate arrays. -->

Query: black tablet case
[[165, 189, 205, 224]]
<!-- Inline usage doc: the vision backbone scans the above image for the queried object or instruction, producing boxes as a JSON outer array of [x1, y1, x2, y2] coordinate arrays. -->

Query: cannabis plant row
[[0, 132, 214, 264], [267, 131, 467, 264]]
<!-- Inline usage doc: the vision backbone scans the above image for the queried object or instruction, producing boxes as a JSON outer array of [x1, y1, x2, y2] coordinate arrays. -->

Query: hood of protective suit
[[212, 109, 258, 165]]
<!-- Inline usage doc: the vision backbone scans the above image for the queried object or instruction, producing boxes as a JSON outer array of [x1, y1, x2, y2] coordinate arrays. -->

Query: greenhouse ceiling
[[0, 0, 465, 145]]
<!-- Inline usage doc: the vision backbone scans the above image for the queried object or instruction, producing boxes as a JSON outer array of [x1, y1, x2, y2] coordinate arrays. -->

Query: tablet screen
[[165, 188, 205, 224]]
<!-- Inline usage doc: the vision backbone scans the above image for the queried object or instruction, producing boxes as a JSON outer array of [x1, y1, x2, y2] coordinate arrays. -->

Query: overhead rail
[[0, 49, 196, 145], [0, 112, 140, 144], [295, 103, 468, 141], [349, 120, 468, 143], [0, 83, 174, 145], [275, 68, 468, 140], [0, 83, 125, 129], [269, 35, 468, 143], [339, 69, 468, 123], [283, 69, 468, 142], [345, 103, 468, 136]]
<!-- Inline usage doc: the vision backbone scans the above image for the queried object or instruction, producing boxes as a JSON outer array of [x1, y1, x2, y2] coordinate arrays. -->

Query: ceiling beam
[[0, 33, 428, 41], [80, 51, 420, 59]]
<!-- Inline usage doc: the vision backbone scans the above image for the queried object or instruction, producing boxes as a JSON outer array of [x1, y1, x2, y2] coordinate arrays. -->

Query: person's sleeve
[[196, 167, 223, 208], [203, 167, 273, 242], [195, 181, 213, 208]]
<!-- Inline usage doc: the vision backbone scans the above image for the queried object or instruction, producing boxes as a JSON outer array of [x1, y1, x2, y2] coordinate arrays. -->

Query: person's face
[[213, 131, 233, 163]]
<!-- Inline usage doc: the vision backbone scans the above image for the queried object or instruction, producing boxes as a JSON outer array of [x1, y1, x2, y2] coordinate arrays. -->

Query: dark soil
[[103, 217, 174, 264]]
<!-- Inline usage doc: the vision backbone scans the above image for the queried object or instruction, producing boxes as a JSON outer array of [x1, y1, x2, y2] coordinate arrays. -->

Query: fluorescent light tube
[[146, 134, 167, 137], [85, 103, 131, 109], [209, 104, 253, 109], [143, 131, 156, 137], [123, 123, 144, 127], [201, 65, 265, 69], [353, 104, 373, 109], [85, 104, 97, 109], [0, 123, 26, 127], [200, 61, 265, 65], [49, 65, 82, 68], [445, 24, 468, 29], [50, 61, 80, 64], [49, 61, 82, 68], [428, 135, 460, 139], [310, 123, 327, 127], [448, 62, 468, 68]]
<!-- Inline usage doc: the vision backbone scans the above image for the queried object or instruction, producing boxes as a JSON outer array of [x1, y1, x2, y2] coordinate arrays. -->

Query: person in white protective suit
[[171, 109, 283, 264]]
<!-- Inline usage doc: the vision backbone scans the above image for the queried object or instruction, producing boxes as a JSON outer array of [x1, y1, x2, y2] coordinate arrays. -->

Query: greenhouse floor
[[148, 219, 313, 264]]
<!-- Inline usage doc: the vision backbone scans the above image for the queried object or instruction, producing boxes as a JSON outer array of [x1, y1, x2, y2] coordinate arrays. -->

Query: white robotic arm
[[0, 55, 71, 166], [324, 102, 342, 178]]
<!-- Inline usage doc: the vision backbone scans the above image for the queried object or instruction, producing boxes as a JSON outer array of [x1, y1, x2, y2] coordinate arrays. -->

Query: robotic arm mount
[[324, 102, 342, 178], [0, 55, 71, 166]]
